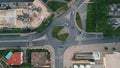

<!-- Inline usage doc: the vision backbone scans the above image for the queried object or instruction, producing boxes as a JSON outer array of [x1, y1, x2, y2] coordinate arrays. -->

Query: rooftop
[[7, 52, 23, 65], [103, 52, 120, 68], [73, 52, 100, 60]]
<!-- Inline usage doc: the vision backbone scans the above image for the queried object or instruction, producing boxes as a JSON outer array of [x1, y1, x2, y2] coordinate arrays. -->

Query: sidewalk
[[63, 42, 120, 68]]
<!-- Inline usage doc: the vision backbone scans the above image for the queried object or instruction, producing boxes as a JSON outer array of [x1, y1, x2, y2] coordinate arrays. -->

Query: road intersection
[[0, 0, 119, 68]]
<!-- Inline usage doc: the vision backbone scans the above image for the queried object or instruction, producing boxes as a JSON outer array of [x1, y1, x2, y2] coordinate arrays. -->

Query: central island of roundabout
[[52, 26, 69, 42]]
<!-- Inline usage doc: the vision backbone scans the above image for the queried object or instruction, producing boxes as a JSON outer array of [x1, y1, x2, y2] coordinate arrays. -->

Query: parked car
[[71, 10, 75, 15]]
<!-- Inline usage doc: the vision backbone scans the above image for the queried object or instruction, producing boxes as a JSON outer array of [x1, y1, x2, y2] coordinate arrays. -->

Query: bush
[[65, 0, 72, 2], [0, 60, 9, 68], [42, 0, 48, 3], [12, 63, 33, 68], [47, 1, 68, 12], [35, 14, 54, 33], [104, 47, 108, 50]]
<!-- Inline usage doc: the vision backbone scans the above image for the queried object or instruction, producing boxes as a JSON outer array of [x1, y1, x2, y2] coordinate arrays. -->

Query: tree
[[104, 47, 108, 50], [112, 47, 116, 51]]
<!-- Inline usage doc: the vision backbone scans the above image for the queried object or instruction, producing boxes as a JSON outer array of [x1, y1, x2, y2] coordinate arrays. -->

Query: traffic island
[[76, 12, 82, 30], [52, 26, 69, 42]]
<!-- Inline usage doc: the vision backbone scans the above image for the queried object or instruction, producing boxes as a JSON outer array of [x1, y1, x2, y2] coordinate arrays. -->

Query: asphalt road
[[0, 0, 119, 68]]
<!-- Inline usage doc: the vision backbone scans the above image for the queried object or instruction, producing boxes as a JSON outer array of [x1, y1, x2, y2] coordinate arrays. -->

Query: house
[[7, 52, 23, 65]]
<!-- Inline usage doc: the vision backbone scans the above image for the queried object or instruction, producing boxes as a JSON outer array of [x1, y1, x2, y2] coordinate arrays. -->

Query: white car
[[65, 22, 68, 26], [71, 10, 75, 15]]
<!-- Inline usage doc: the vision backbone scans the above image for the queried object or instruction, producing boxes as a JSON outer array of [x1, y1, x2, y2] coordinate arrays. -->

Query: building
[[73, 52, 100, 60], [5, 51, 13, 59], [72, 52, 100, 68], [6, 52, 23, 65], [103, 52, 120, 68]]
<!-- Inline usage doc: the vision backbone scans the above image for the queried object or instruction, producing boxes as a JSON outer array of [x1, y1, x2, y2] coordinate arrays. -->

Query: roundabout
[[46, 17, 77, 47]]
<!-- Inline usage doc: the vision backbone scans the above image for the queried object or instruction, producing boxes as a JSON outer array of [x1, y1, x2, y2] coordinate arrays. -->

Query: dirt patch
[[31, 52, 48, 67]]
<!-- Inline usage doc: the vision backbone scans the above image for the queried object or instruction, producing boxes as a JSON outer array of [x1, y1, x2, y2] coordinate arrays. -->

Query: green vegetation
[[52, 26, 64, 38], [86, 0, 120, 37], [0, 48, 22, 57], [0, 50, 6, 57], [26, 49, 50, 63], [35, 14, 54, 33], [0, 14, 54, 34], [47, 1, 68, 12], [0, 28, 33, 33], [65, 0, 71, 2], [112, 47, 116, 51], [58, 33, 69, 41], [52, 26, 69, 41], [12, 63, 33, 68], [42, 0, 48, 3], [5, 48, 22, 53], [0, 48, 34, 68], [0, 60, 9, 68], [76, 12, 82, 29], [104, 47, 108, 50]]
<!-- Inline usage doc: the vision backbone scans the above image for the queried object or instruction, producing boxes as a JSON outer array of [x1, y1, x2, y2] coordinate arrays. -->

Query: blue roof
[[5, 51, 13, 59]]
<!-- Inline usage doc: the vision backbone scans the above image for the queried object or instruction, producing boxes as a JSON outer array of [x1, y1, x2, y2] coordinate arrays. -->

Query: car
[[71, 10, 75, 15], [65, 22, 68, 26], [114, 22, 118, 25], [1, 3, 8, 7]]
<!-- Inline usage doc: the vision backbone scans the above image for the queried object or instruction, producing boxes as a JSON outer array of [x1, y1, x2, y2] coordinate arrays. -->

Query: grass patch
[[58, 33, 69, 41], [76, 12, 82, 29], [86, 0, 120, 37], [52, 26, 64, 38], [47, 1, 68, 12], [65, 0, 72, 2], [52, 26, 68, 41], [35, 14, 54, 33]]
